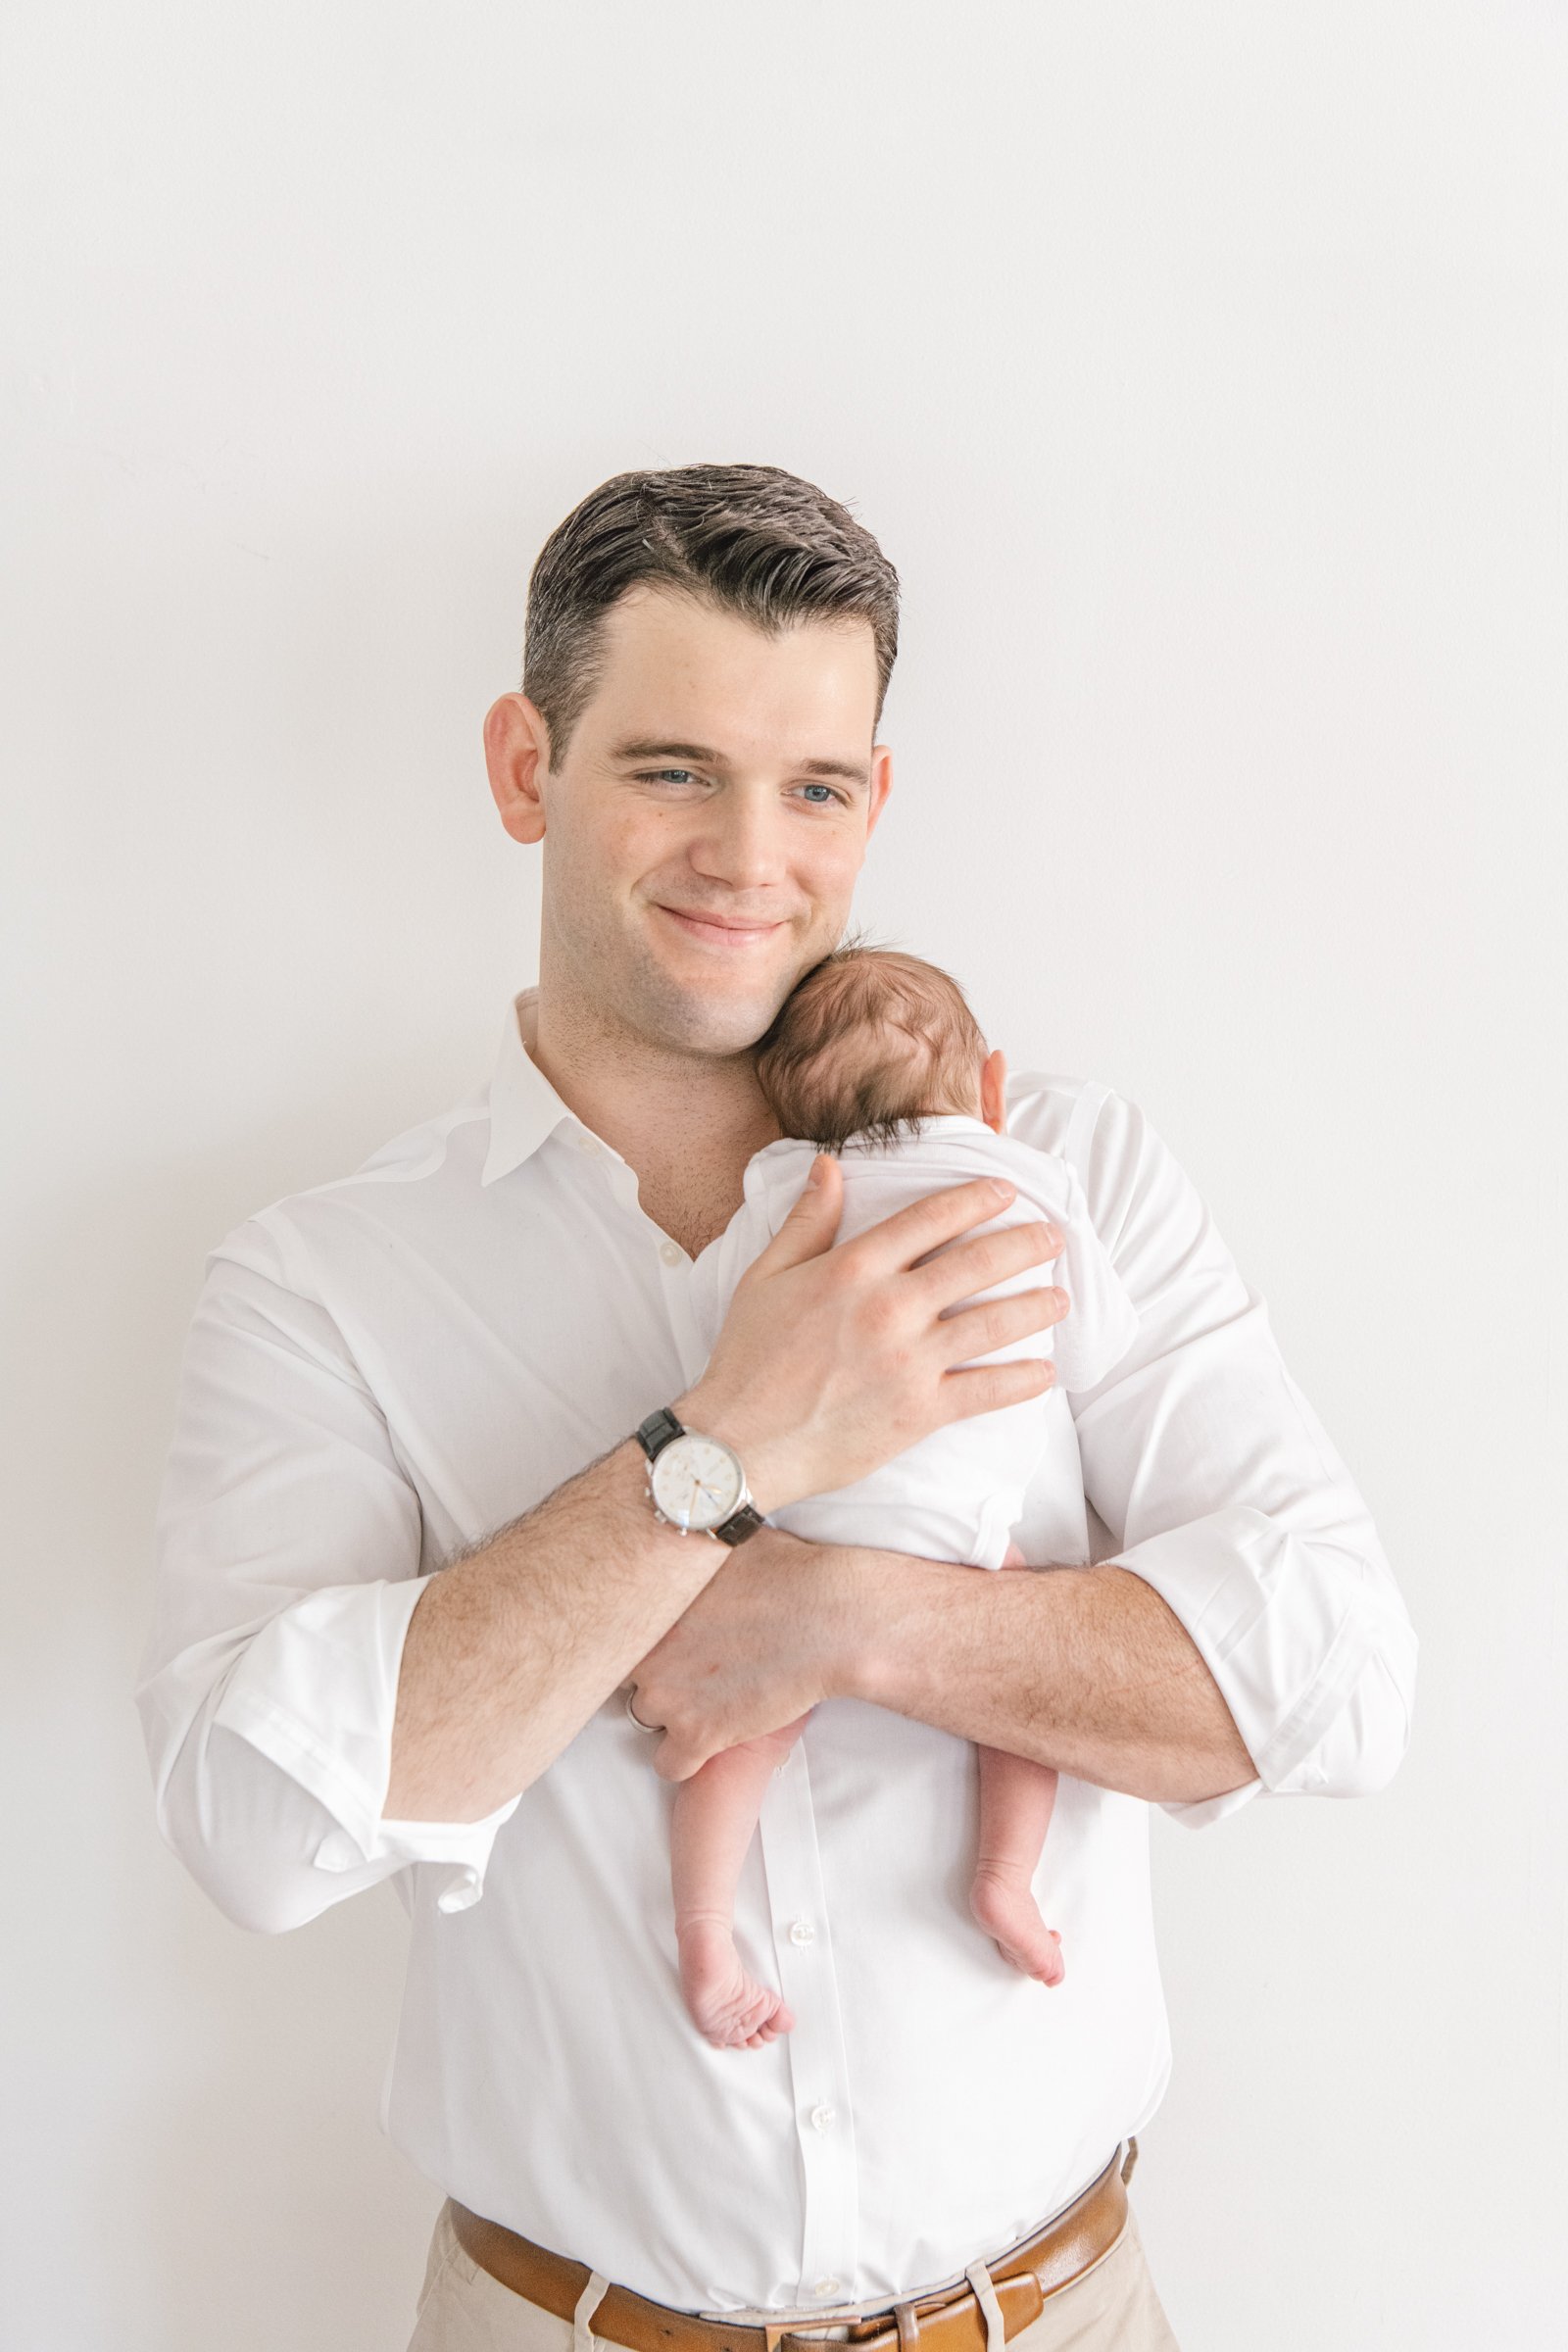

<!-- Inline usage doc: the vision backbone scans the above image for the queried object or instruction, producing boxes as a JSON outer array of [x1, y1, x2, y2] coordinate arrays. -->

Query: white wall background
[[3, 5, 1563, 2346]]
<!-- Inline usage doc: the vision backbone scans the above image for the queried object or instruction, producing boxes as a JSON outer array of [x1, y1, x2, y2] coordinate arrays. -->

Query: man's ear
[[863, 743, 894, 840], [484, 693, 551, 845], [979, 1047, 1008, 1135]]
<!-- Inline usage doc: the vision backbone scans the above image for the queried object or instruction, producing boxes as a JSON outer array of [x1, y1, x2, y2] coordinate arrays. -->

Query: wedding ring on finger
[[625, 1687, 662, 1734]]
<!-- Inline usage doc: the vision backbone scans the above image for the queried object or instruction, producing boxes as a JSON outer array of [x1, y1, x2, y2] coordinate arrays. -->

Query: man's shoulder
[[204, 1079, 494, 1298], [1002, 1070, 1184, 1242], [1004, 1070, 1219, 1281], [1003, 1069, 1121, 1163]]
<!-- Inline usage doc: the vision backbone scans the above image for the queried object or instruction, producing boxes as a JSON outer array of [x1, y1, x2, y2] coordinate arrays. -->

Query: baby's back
[[692, 1115, 1139, 1570]]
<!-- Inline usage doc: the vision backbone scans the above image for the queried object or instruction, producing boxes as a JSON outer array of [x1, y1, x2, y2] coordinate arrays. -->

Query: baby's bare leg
[[968, 1545, 1064, 1984], [670, 1715, 811, 2049], [969, 1745, 1065, 1984]]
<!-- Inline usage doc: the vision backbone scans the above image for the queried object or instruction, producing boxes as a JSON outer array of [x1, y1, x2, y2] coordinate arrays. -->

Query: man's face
[[517, 584, 891, 1056]]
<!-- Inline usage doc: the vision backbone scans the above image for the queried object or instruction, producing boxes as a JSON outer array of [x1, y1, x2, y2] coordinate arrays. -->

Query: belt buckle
[[839, 2289, 947, 2352], [761, 2323, 858, 2352], [764, 2300, 918, 2352]]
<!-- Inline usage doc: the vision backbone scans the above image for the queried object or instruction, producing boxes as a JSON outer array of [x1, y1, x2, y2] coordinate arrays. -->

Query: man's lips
[[655, 905, 789, 948]]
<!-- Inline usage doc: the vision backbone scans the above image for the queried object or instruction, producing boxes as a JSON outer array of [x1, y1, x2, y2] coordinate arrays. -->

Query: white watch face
[[650, 1432, 745, 1532]]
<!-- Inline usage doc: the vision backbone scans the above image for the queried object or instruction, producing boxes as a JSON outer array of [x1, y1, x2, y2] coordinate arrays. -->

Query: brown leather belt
[[449, 2141, 1136, 2352]]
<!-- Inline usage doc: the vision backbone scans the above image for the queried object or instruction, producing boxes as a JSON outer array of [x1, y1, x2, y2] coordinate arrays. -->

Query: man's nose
[[684, 788, 789, 890]]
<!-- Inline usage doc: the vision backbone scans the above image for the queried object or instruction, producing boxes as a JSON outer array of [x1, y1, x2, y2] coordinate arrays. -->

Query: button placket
[[757, 1734, 858, 2304], [655, 1240, 715, 1393]]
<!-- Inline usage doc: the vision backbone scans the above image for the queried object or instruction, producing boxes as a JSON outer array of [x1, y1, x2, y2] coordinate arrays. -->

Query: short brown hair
[[521, 464, 900, 768], [755, 939, 988, 1153]]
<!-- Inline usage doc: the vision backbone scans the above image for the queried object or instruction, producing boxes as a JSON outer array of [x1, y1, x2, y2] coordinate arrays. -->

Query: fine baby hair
[[754, 934, 989, 1153]]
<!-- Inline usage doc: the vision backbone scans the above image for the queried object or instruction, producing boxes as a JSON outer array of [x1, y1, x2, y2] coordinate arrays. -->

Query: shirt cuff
[[1111, 1501, 1380, 1829], [211, 1573, 521, 1913]]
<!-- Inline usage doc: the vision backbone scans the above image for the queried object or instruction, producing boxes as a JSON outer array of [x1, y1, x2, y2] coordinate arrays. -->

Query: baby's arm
[[669, 1715, 810, 2049]]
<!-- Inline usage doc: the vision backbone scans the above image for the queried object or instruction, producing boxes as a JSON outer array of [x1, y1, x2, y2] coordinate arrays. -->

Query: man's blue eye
[[801, 784, 837, 804]]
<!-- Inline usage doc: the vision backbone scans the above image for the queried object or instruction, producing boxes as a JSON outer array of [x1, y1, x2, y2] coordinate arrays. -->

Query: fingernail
[[990, 1180, 1015, 1203], [808, 1155, 826, 1186]]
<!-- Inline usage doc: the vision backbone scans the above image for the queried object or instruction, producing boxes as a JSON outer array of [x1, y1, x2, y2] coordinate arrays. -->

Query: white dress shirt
[[134, 988, 1417, 2317], [694, 1122, 1142, 1569]]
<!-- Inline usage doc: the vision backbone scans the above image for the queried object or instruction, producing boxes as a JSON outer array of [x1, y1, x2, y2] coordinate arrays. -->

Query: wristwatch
[[634, 1406, 766, 1546]]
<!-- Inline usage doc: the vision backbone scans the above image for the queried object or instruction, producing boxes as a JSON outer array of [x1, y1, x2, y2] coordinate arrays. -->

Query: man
[[136, 464, 1417, 2351]]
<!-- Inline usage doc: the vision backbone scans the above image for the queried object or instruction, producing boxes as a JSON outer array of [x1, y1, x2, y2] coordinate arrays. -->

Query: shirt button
[[789, 1917, 814, 1946], [809, 2102, 836, 2133], [575, 1132, 601, 1155], [659, 1239, 684, 1267], [812, 2278, 843, 2300]]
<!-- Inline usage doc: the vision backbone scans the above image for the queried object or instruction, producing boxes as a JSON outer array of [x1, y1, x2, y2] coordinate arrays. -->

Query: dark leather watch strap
[[713, 1501, 765, 1547], [635, 1406, 684, 1460]]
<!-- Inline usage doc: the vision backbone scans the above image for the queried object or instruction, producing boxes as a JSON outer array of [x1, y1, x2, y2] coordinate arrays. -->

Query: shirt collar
[[481, 987, 581, 1186]]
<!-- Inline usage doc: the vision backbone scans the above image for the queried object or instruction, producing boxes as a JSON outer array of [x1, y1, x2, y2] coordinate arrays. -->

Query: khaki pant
[[407, 2198, 1180, 2352]]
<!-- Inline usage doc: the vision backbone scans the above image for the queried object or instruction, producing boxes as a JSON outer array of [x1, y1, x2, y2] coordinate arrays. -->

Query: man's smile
[[653, 904, 792, 950]]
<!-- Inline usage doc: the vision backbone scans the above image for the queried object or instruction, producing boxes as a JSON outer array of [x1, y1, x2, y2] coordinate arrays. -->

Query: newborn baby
[[670, 945, 1141, 2050]]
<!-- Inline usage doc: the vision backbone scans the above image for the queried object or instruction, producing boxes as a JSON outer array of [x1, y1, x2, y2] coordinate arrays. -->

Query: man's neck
[[517, 983, 782, 1237]]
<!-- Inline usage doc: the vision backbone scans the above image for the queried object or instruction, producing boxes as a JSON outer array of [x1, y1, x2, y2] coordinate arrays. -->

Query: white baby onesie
[[690, 1113, 1140, 1570]]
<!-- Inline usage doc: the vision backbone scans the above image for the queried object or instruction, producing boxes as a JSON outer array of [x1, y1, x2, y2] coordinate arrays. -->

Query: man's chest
[[295, 1172, 721, 1560]]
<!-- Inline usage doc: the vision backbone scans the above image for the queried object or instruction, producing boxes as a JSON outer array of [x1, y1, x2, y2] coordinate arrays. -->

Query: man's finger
[[653, 1733, 707, 1783], [937, 1283, 1068, 1362], [744, 1152, 844, 1274], [940, 1357, 1058, 1419], [834, 1175, 1022, 1279]]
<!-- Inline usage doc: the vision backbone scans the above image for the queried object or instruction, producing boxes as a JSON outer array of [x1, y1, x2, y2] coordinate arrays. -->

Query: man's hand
[[629, 1537, 1024, 1784], [626, 1526, 855, 1781], [627, 1530, 1257, 1806], [674, 1152, 1069, 1517]]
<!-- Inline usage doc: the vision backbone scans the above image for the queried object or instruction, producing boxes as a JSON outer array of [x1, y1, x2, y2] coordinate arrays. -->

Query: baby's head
[[755, 943, 1003, 1152]]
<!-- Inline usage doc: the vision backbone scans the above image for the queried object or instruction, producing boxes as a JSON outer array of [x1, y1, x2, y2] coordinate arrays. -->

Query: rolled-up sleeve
[[1059, 1085, 1418, 1824], [134, 1214, 520, 1932]]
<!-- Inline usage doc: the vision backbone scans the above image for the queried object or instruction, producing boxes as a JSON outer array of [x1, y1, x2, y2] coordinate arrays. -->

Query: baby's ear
[[979, 1049, 1008, 1134]]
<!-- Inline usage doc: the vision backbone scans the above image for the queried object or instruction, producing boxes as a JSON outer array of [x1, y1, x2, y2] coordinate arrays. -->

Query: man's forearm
[[847, 1547, 1257, 1805], [384, 1438, 720, 1823]]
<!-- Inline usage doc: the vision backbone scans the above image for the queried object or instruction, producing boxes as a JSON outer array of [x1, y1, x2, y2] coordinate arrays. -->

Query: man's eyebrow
[[608, 737, 871, 788]]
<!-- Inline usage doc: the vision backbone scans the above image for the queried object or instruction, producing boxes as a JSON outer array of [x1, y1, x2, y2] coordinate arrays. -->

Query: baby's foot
[[969, 1866, 1066, 1986], [677, 1918, 796, 2050]]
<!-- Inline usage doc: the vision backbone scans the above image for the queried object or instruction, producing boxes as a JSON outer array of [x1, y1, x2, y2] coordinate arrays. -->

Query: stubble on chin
[[631, 950, 795, 1058], [563, 924, 788, 1060]]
